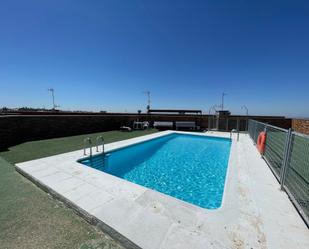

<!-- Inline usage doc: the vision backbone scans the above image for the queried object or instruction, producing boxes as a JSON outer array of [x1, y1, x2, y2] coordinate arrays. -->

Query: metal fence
[[208, 116, 248, 131], [248, 119, 309, 226]]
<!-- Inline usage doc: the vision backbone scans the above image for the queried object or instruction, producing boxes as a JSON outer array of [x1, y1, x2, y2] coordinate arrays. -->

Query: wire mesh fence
[[208, 116, 248, 131], [284, 132, 309, 221], [248, 119, 309, 226], [248, 119, 266, 144], [264, 126, 288, 179]]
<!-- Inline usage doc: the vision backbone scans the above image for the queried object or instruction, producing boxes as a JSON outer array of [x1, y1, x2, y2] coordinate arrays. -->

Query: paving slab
[[16, 131, 309, 249]]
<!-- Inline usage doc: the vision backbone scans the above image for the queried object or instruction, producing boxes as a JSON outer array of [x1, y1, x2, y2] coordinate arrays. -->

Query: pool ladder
[[230, 129, 240, 141], [83, 137, 92, 156], [96, 136, 105, 154], [83, 136, 105, 157]]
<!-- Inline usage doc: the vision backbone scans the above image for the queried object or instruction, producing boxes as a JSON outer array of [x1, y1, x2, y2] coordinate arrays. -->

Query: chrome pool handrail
[[83, 137, 92, 156], [96, 135, 105, 154], [230, 129, 239, 141]]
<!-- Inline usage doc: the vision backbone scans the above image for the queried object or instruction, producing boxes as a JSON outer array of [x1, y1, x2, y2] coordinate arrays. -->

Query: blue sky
[[0, 0, 308, 117]]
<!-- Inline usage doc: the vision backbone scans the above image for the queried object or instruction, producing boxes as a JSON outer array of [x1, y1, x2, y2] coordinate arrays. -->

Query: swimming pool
[[79, 133, 231, 209]]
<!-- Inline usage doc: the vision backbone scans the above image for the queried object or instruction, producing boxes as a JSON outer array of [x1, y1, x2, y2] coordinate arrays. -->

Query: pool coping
[[16, 131, 309, 249]]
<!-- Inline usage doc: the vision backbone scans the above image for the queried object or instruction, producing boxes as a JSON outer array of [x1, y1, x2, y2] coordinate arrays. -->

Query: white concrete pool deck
[[16, 131, 308, 249]]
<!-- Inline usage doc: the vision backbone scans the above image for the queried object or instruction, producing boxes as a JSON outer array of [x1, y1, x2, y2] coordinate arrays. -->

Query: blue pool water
[[79, 133, 231, 209]]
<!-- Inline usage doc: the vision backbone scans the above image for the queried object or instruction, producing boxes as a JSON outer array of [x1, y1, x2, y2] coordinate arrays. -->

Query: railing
[[83, 137, 92, 156], [208, 116, 248, 131], [96, 135, 105, 154], [230, 129, 239, 141], [248, 119, 309, 226]]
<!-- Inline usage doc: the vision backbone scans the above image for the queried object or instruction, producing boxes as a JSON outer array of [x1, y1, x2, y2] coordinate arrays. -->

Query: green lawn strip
[[0, 129, 158, 164], [0, 129, 158, 249], [0, 157, 124, 249]]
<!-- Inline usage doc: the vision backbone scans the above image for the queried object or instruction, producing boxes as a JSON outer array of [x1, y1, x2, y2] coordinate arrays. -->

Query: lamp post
[[221, 92, 227, 110], [143, 91, 151, 113], [241, 105, 249, 131], [241, 105, 249, 115], [208, 105, 217, 114], [48, 88, 55, 110], [208, 105, 220, 130]]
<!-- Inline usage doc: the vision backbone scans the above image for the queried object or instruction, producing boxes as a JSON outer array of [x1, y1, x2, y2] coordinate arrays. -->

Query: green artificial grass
[[0, 129, 158, 164], [0, 129, 158, 249]]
